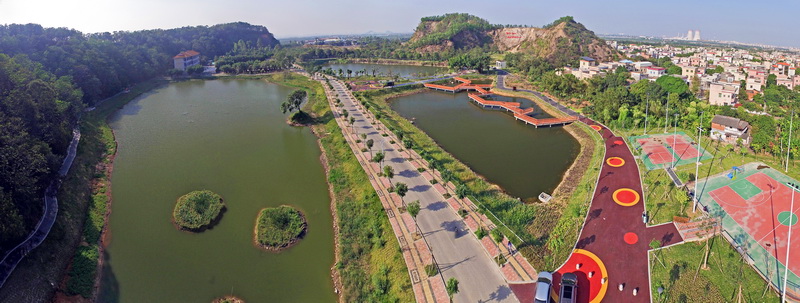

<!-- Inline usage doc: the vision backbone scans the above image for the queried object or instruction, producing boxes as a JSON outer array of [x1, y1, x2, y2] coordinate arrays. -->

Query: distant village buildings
[[173, 50, 200, 71], [559, 41, 800, 108]]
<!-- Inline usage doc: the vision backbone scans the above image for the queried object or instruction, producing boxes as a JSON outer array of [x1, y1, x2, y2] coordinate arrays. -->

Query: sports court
[[696, 162, 800, 299], [628, 131, 712, 170]]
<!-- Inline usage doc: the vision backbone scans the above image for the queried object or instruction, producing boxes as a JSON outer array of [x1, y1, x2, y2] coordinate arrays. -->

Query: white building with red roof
[[173, 50, 200, 71]]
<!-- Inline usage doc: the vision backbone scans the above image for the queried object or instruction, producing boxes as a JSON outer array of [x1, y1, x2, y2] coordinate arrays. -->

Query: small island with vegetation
[[212, 295, 244, 303], [254, 205, 307, 252], [172, 190, 226, 232]]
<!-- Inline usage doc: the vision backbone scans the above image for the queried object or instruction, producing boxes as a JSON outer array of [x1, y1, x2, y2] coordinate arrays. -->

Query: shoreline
[[337, 58, 448, 67], [313, 132, 344, 299]]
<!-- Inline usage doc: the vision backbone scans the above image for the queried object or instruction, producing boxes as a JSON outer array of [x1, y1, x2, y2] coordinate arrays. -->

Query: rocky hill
[[408, 14, 619, 65], [407, 13, 497, 52]]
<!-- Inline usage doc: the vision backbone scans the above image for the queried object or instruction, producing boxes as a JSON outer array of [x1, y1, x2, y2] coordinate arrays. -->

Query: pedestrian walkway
[[0, 128, 80, 288], [491, 72, 685, 302], [316, 73, 519, 302]]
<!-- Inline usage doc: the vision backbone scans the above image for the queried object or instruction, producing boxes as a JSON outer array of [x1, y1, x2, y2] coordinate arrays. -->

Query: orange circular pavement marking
[[612, 188, 640, 206], [590, 125, 602, 131], [606, 157, 625, 167], [575, 249, 609, 303]]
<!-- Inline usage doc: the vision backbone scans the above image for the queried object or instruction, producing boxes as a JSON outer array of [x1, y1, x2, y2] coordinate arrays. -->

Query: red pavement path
[[556, 118, 684, 302], [533, 118, 683, 303]]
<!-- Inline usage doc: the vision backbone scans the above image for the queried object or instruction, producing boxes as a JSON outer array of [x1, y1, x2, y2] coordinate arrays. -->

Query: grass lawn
[[650, 236, 780, 302]]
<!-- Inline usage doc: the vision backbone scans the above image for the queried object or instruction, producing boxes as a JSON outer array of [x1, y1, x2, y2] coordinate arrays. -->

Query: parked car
[[534, 271, 553, 303], [559, 272, 578, 303]]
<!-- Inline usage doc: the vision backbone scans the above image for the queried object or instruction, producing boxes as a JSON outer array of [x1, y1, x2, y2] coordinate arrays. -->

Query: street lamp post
[[783, 182, 799, 303], [787, 110, 794, 173], [665, 93, 670, 133], [644, 95, 650, 135], [694, 112, 704, 213], [673, 113, 679, 168]]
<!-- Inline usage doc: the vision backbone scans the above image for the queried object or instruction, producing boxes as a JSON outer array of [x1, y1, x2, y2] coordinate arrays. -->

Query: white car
[[534, 271, 553, 303]]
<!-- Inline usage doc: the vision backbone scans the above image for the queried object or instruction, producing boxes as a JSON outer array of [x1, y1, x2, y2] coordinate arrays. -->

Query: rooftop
[[711, 115, 750, 130], [174, 50, 200, 59]]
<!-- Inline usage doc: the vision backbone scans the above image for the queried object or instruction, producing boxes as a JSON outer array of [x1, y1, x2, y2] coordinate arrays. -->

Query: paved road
[[328, 78, 518, 303], [0, 128, 81, 288]]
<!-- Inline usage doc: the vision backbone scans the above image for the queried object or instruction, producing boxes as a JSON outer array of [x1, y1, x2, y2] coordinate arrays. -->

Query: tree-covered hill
[[0, 54, 83, 249], [0, 22, 279, 104]]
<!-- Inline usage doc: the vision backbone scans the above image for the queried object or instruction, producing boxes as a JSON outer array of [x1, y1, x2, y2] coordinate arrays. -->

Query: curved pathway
[[0, 128, 81, 288], [497, 72, 683, 302]]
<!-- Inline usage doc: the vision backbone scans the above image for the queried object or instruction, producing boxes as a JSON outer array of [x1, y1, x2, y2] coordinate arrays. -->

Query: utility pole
[[787, 109, 794, 173], [673, 113, 679, 168], [644, 93, 650, 135], [665, 93, 670, 133], [694, 112, 704, 213], [783, 182, 798, 303]]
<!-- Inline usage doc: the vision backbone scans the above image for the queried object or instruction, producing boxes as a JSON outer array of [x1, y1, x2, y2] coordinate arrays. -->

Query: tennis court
[[629, 132, 712, 170], [697, 162, 800, 300]]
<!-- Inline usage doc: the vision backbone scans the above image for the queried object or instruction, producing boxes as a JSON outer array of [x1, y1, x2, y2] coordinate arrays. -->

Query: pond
[[390, 91, 580, 200], [102, 79, 336, 302]]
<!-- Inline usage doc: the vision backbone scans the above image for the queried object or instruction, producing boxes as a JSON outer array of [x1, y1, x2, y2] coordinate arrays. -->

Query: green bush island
[[172, 190, 225, 231], [255, 205, 307, 251]]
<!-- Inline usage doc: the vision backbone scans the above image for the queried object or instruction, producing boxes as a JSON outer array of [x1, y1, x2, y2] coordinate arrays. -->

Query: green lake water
[[390, 91, 580, 200], [323, 63, 447, 79], [102, 79, 336, 303]]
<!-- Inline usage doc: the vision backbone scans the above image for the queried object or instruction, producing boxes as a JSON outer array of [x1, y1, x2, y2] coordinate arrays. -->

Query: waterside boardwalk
[[425, 77, 577, 127]]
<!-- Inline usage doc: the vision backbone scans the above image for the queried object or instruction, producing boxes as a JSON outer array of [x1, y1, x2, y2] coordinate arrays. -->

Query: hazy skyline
[[2, 0, 798, 47]]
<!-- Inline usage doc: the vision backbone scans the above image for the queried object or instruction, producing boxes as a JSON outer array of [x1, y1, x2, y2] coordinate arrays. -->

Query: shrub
[[255, 205, 307, 250], [66, 245, 99, 298], [475, 227, 487, 239], [172, 190, 224, 231], [430, 179, 439, 185], [425, 264, 438, 277], [417, 167, 426, 172], [458, 209, 468, 218], [407, 201, 421, 217], [490, 228, 504, 243]]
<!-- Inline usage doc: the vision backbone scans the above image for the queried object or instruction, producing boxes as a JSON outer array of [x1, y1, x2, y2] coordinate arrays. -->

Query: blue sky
[[1, 0, 797, 47]]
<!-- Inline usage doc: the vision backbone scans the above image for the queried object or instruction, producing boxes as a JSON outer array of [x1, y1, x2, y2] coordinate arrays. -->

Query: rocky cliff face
[[409, 14, 619, 64]]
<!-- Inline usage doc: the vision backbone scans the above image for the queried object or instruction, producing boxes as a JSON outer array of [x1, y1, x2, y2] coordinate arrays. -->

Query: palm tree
[[446, 278, 459, 302], [395, 182, 408, 204], [383, 165, 394, 181], [347, 69, 352, 78]]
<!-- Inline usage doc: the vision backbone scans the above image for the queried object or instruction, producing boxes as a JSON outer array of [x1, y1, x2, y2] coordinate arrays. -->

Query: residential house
[[708, 82, 739, 106], [646, 66, 666, 79], [710, 115, 751, 145], [173, 50, 200, 71], [777, 76, 794, 90], [579, 57, 597, 70]]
